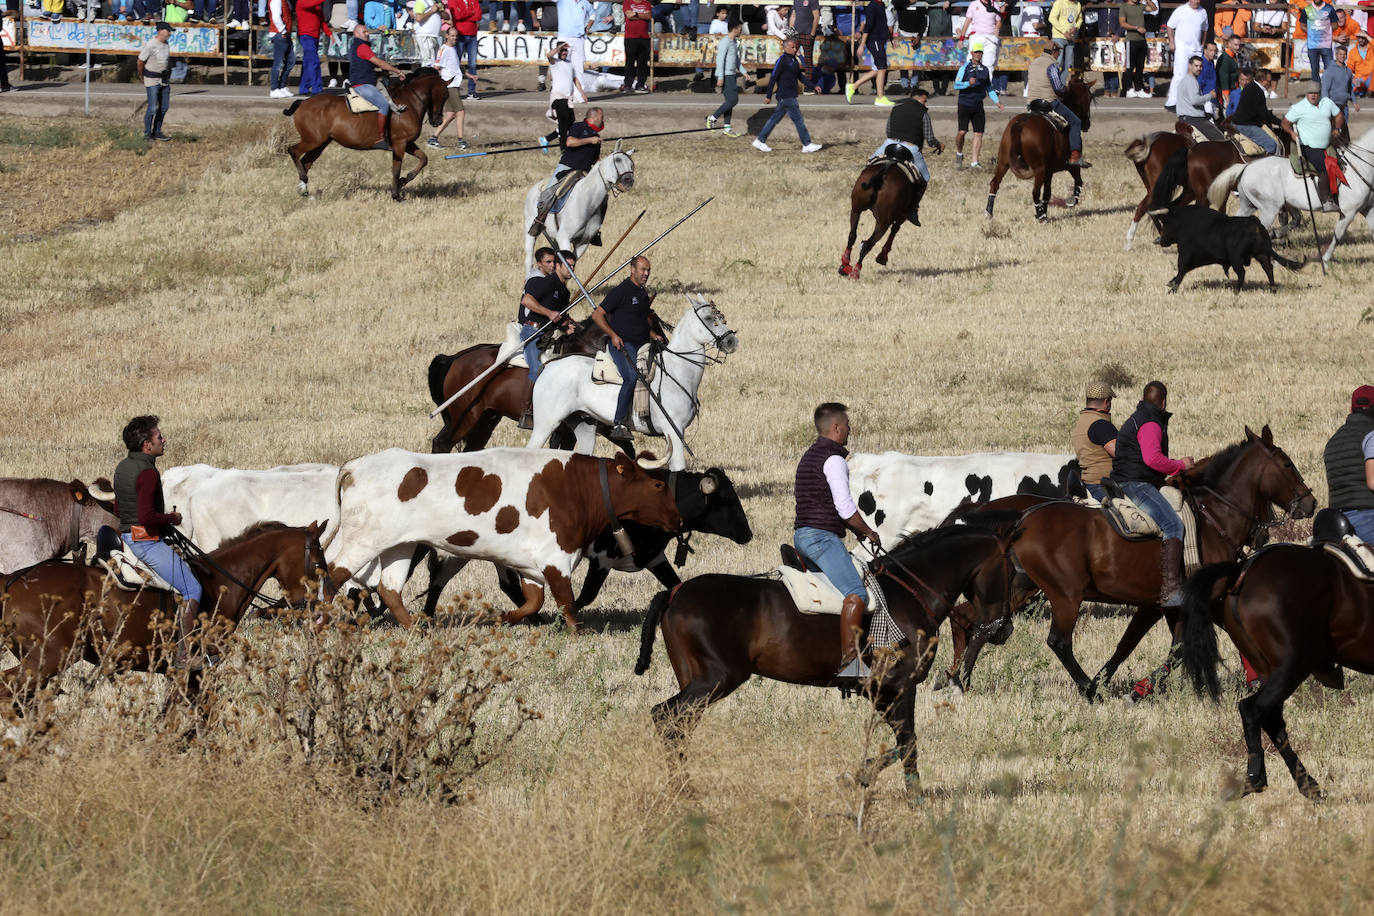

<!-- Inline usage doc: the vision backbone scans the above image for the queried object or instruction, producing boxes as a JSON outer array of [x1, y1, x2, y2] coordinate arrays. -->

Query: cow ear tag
[[615, 463, 626, 475]]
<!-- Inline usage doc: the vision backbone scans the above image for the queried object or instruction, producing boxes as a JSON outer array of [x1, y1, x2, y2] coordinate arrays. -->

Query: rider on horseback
[[1110, 382, 1195, 608], [112, 416, 203, 669], [1176, 55, 1227, 142], [1025, 39, 1091, 167], [517, 247, 578, 428], [530, 107, 605, 241], [349, 22, 408, 151], [1322, 385, 1374, 544], [867, 86, 944, 225], [1071, 380, 1117, 499], [1282, 81, 1345, 212], [590, 255, 665, 443], [793, 403, 883, 687]]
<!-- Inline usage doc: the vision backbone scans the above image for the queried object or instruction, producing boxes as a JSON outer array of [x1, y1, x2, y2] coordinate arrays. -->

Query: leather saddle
[[345, 87, 380, 114], [1311, 507, 1374, 581], [776, 544, 879, 615], [1027, 98, 1068, 133], [873, 153, 924, 188], [1097, 479, 1179, 541], [95, 525, 179, 593]]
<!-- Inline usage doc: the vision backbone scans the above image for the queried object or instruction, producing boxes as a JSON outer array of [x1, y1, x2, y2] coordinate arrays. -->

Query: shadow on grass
[[883, 257, 1022, 279], [1070, 203, 1136, 218]]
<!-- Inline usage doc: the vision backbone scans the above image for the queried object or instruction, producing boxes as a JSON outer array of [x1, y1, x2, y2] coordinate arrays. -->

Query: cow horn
[[87, 478, 115, 501], [699, 472, 718, 495], [636, 451, 669, 470]]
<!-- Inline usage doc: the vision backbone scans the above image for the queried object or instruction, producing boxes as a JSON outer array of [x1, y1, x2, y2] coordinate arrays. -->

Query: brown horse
[[284, 68, 448, 201], [1011, 427, 1315, 701], [985, 76, 1094, 223], [839, 152, 927, 279], [634, 525, 1015, 794], [1180, 524, 1374, 799], [0, 522, 331, 707]]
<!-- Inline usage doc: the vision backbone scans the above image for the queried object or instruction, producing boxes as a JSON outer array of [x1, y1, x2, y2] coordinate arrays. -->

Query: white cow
[[847, 451, 1079, 547], [162, 463, 339, 550], [325, 447, 681, 630]]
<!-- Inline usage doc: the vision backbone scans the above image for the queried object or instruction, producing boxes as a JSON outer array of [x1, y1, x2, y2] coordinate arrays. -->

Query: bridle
[[601, 152, 635, 196], [167, 528, 332, 614], [1183, 441, 1311, 556], [651, 300, 738, 419]]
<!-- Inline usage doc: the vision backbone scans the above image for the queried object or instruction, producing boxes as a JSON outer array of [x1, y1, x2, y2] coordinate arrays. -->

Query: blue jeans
[[520, 323, 543, 381], [299, 33, 323, 93], [352, 81, 390, 113], [1343, 509, 1374, 545], [1054, 36, 1071, 73], [458, 33, 478, 93], [674, 0, 698, 31], [867, 139, 930, 181], [144, 83, 169, 137], [1085, 483, 1106, 501], [759, 96, 812, 145], [794, 526, 866, 600], [609, 343, 639, 424], [1308, 46, 1333, 83], [1051, 98, 1081, 151], [113, 0, 133, 16], [193, 0, 219, 18], [1120, 481, 1184, 540], [1236, 123, 1278, 155], [122, 534, 204, 602], [271, 32, 296, 90]]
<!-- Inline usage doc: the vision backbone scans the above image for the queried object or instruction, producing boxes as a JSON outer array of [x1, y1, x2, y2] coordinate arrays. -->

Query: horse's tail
[[1007, 119, 1033, 180], [1123, 133, 1154, 164], [1179, 560, 1240, 701], [634, 588, 672, 675], [427, 353, 456, 407], [283, 99, 304, 117], [860, 162, 892, 194], [1207, 162, 1248, 210], [1149, 147, 1190, 212]]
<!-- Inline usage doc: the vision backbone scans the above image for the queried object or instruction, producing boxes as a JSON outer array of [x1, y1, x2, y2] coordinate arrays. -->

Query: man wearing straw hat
[[1071, 381, 1117, 500]]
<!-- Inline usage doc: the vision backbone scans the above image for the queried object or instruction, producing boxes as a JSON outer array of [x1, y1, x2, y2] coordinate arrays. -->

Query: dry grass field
[[0, 95, 1372, 913]]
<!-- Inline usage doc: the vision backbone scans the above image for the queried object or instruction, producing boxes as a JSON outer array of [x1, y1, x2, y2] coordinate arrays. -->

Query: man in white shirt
[[428, 28, 471, 150], [1165, 0, 1208, 109], [411, 0, 443, 65]]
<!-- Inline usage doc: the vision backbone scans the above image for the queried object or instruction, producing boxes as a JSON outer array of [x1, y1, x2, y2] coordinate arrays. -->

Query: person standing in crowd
[[138, 22, 173, 142], [925, 0, 953, 94], [1249, 0, 1284, 97], [268, 0, 296, 98], [430, 27, 472, 149], [1198, 40, 1219, 114], [1217, 33, 1240, 108], [1120, 0, 1149, 97], [296, 0, 327, 96], [1323, 385, 1374, 545], [1323, 41, 1358, 136], [1, 6, 13, 93], [846, 0, 894, 105], [622, 0, 651, 93], [1213, 0, 1248, 38], [556, 0, 594, 94], [1072, 381, 1117, 500], [1283, 80, 1344, 210], [1301, 0, 1337, 82], [1047, 0, 1081, 73], [540, 41, 584, 149], [1351, 33, 1374, 97], [792, 0, 821, 82], [958, 0, 1004, 86], [952, 43, 1002, 169], [892, 0, 926, 91], [1165, 0, 1207, 110], [753, 36, 823, 152], [707, 18, 744, 137], [448, 0, 481, 99], [1231, 66, 1282, 153], [412, 0, 443, 63]]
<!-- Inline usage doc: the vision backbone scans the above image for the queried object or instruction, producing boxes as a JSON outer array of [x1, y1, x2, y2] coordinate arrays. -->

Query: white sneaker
[[328, 78, 339, 88], [752, 138, 772, 152], [342, 18, 356, 29], [801, 142, 822, 153]]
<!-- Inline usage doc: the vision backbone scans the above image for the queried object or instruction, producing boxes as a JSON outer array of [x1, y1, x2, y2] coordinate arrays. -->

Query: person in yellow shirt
[[1047, 0, 1082, 72]]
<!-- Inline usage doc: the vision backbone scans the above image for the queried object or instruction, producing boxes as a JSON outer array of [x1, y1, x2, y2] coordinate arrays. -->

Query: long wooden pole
[[580, 208, 644, 288]]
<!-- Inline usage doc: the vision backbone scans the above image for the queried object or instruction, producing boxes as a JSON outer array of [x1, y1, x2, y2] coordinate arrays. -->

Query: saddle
[[540, 168, 588, 216], [777, 545, 905, 649], [591, 345, 655, 420], [873, 154, 924, 189], [503, 321, 533, 370], [94, 525, 179, 594], [1311, 507, 1374, 581], [1098, 480, 1203, 576], [1027, 99, 1067, 133], [346, 87, 380, 114]]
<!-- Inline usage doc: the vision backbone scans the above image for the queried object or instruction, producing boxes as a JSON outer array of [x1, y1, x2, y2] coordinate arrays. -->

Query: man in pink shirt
[[1109, 380, 1195, 607]]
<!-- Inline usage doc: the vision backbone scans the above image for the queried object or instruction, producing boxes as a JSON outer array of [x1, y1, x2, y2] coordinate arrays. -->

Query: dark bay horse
[[284, 68, 448, 201], [985, 76, 1094, 223], [0, 522, 331, 706], [840, 152, 927, 279], [634, 525, 1015, 794], [1010, 426, 1315, 701], [1180, 538, 1374, 800]]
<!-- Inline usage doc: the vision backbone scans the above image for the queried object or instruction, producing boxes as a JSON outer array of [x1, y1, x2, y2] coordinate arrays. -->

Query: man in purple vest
[[793, 402, 883, 686]]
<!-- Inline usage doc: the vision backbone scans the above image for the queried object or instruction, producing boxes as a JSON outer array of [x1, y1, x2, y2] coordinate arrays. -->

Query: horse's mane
[[885, 523, 989, 566], [214, 520, 291, 553], [407, 66, 440, 82], [1184, 439, 1253, 487]]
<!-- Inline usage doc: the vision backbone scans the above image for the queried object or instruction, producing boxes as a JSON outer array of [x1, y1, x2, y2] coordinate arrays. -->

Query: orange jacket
[[1215, 2, 1250, 37], [1334, 16, 1361, 43], [1350, 41, 1374, 79]]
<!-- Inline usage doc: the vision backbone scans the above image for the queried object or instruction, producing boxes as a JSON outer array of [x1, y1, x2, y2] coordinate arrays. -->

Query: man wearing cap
[[1072, 382, 1117, 499], [137, 22, 173, 141], [1324, 386, 1374, 544], [348, 23, 409, 152], [1111, 380, 1195, 608], [1025, 38, 1091, 166], [952, 43, 1002, 170], [1282, 81, 1345, 212], [867, 86, 945, 219]]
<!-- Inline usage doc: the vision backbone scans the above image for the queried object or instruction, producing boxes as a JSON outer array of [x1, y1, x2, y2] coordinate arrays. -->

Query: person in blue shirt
[[845, 0, 895, 105], [752, 37, 824, 153], [952, 43, 1002, 169], [1197, 41, 1219, 114]]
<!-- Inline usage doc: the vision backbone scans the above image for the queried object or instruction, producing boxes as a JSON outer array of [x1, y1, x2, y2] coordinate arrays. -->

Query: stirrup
[[835, 657, 872, 683], [373, 139, 391, 151]]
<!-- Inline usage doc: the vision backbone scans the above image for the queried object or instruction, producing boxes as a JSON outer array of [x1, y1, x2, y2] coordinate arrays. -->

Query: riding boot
[[373, 112, 391, 151], [529, 202, 551, 238], [1319, 179, 1340, 212], [173, 599, 202, 671], [1159, 538, 1184, 608], [518, 396, 535, 430], [835, 594, 871, 684], [1069, 149, 1092, 168]]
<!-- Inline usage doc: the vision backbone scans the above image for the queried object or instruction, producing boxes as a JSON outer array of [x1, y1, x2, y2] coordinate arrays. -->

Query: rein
[[166, 529, 319, 614], [864, 543, 947, 627], [1181, 443, 1310, 557]]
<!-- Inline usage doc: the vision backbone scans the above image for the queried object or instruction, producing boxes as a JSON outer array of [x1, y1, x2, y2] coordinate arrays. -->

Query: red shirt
[[296, 0, 325, 37], [447, 0, 481, 35], [623, 0, 651, 38]]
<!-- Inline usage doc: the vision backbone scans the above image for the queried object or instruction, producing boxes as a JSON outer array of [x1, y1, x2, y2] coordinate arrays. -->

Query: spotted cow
[[847, 451, 1081, 548], [327, 447, 682, 630]]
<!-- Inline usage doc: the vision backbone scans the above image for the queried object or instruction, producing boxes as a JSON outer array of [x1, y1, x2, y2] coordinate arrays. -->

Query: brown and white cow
[[0, 478, 119, 574], [326, 447, 682, 630]]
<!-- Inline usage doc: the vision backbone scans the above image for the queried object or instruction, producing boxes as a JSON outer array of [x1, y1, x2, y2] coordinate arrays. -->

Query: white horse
[[523, 141, 635, 273], [1207, 136, 1374, 262], [526, 296, 738, 472]]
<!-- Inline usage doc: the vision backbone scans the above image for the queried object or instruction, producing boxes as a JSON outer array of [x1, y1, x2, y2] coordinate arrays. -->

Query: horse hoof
[[1241, 779, 1267, 797], [297, 182, 309, 196], [1065, 197, 1079, 209], [838, 264, 850, 277], [875, 252, 889, 266]]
